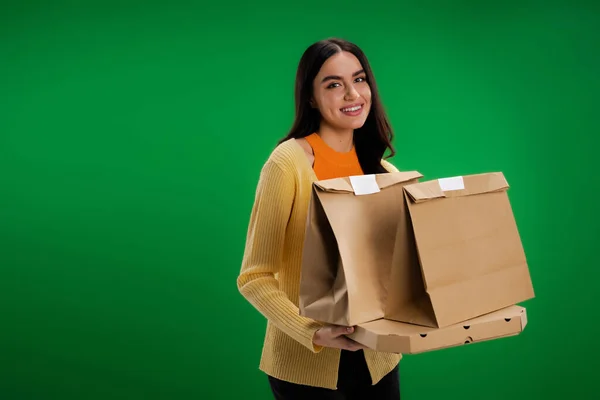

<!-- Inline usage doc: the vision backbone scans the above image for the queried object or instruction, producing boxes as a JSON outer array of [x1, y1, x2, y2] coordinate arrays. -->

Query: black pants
[[268, 350, 400, 399]]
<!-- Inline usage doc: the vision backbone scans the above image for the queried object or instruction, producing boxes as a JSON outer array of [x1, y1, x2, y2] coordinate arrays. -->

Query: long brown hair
[[278, 38, 395, 174]]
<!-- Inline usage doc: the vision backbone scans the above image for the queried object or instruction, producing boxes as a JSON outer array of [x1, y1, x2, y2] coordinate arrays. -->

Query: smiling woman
[[280, 38, 396, 176], [237, 38, 401, 399], [313, 52, 372, 135]]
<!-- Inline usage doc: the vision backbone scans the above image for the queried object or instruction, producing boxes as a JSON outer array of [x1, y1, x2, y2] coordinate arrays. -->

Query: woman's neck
[[317, 125, 354, 153]]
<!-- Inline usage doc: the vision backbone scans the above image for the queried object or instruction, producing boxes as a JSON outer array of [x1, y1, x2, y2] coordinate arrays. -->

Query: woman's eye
[[356, 76, 366, 83], [327, 82, 341, 88]]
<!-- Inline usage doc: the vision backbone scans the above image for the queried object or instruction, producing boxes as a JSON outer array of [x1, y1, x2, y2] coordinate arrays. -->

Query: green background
[[1, 0, 598, 399]]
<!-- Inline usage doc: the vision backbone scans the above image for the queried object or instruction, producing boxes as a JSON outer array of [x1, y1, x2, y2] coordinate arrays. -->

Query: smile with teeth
[[341, 105, 362, 112]]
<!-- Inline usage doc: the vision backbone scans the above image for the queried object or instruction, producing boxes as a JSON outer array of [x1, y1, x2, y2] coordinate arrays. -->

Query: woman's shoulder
[[265, 138, 307, 172]]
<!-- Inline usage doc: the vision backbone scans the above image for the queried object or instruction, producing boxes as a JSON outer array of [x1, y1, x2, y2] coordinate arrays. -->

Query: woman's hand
[[313, 325, 366, 351]]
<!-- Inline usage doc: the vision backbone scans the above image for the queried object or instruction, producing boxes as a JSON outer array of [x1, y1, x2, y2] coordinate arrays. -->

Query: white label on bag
[[438, 176, 465, 191], [350, 175, 380, 195]]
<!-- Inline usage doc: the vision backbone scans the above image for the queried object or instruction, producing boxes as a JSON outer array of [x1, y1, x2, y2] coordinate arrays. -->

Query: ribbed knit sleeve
[[382, 159, 399, 173], [237, 159, 324, 353]]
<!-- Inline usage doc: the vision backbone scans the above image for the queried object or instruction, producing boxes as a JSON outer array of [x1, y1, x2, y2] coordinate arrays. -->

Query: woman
[[237, 38, 402, 399]]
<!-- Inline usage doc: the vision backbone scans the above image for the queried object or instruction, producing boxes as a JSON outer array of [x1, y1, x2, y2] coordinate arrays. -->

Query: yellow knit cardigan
[[237, 138, 402, 390]]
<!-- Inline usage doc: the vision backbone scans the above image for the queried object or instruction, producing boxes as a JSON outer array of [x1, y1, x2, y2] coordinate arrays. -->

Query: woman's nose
[[345, 85, 359, 101]]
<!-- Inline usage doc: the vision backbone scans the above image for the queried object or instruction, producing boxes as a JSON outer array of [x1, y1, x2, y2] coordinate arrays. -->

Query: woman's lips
[[340, 103, 363, 116]]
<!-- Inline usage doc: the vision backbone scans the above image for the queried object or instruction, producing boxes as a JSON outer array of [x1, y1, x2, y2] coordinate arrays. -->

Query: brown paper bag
[[298, 171, 422, 326], [388, 172, 535, 328], [299, 170, 535, 331]]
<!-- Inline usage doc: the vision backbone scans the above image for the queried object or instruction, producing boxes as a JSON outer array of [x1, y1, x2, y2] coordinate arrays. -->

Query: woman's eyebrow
[[321, 69, 365, 83]]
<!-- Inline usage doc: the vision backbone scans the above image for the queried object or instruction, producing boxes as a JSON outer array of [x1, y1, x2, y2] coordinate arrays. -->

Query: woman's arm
[[237, 159, 324, 353]]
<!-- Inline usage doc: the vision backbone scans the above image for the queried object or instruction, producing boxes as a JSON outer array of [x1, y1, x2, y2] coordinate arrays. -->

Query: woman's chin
[[323, 117, 368, 132], [347, 120, 368, 130], [334, 119, 368, 131]]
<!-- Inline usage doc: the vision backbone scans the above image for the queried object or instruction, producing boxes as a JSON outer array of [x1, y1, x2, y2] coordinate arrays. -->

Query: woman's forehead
[[317, 52, 364, 79]]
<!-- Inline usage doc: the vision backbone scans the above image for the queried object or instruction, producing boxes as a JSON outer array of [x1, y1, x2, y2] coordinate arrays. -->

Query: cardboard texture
[[400, 172, 535, 328], [298, 170, 533, 353], [298, 171, 423, 326], [348, 305, 527, 354]]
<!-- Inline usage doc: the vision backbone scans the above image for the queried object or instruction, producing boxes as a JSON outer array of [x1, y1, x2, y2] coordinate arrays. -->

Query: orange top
[[304, 133, 364, 180]]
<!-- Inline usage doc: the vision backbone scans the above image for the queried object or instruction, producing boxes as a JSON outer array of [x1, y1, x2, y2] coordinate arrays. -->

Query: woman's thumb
[[335, 326, 354, 336]]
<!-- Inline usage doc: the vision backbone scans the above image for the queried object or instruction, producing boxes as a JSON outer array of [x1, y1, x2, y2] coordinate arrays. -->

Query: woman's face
[[311, 51, 372, 133]]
